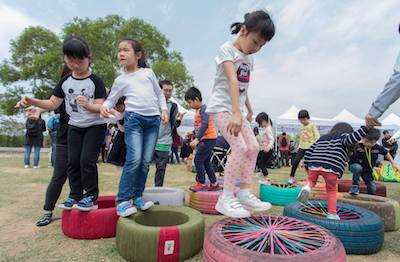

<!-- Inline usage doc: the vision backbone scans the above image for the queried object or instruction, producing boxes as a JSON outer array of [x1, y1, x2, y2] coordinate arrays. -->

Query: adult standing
[[24, 107, 46, 168], [278, 132, 290, 167]]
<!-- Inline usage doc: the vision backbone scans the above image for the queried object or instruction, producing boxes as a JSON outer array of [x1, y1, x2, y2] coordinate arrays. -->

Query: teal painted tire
[[259, 183, 301, 206]]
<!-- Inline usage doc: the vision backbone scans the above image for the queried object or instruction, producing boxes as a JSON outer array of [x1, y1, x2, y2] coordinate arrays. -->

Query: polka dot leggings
[[214, 112, 259, 190]]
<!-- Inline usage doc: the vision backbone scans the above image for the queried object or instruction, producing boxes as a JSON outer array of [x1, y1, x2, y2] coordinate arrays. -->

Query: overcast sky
[[0, 0, 399, 119]]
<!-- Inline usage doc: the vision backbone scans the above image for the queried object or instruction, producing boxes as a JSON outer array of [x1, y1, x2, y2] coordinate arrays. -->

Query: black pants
[[289, 148, 307, 177], [257, 150, 273, 176], [194, 139, 217, 184], [154, 150, 170, 186], [43, 144, 68, 211], [68, 124, 106, 201]]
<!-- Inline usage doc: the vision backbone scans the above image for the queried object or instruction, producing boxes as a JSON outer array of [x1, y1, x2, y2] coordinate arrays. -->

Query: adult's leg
[[33, 145, 41, 167], [43, 144, 68, 211], [154, 150, 169, 186], [289, 149, 306, 177], [24, 144, 32, 166]]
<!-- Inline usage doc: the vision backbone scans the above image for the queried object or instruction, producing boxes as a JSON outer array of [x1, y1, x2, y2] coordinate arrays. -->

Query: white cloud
[[159, 1, 174, 16], [0, 3, 40, 59]]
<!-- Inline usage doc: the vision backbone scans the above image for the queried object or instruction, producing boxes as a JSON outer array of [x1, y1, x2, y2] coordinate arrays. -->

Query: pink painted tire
[[189, 191, 222, 215], [61, 195, 118, 239], [203, 215, 346, 262]]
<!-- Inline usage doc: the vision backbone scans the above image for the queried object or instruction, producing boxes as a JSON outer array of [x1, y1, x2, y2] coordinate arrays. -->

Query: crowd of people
[[14, 10, 400, 226]]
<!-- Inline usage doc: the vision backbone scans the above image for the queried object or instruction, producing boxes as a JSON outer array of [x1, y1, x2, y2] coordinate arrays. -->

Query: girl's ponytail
[[119, 37, 148, 68], [230, 22, 244, 34]]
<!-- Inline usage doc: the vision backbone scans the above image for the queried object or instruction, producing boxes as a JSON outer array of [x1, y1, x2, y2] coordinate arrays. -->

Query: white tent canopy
[[382, 113, 400, 126], [332, 109, 364, 124]]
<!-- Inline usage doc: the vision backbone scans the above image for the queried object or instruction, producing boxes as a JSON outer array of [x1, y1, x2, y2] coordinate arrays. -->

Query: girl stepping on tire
[[297, 123, 369, 220]]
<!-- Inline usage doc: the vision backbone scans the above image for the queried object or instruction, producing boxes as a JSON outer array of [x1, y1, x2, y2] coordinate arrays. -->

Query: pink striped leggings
[[213, 112, 259, 190]]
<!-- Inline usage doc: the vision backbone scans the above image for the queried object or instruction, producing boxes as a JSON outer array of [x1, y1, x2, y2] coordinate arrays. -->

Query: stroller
[[210, 136, 231, 176]]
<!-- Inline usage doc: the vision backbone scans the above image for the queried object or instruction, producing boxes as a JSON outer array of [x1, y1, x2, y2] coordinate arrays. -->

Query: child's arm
[[77, 96, 105, 113], [342, 126, 369, 146], [262, 128, 274, 152], [101, 79, 124, 118], [149, 70, 168, 124], [245, 95, 253, 122], [16, 95, 63, 111], [223, 61, 242, 136], [195, 106, 210, 142], [109, 109, 124, 120], [384, 152, 398, 169]]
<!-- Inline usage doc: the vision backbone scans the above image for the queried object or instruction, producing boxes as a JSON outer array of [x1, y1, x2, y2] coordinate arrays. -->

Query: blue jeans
[[24, 145, 40, 166], [349, 163, 376, 194], [195, 139, 217, 184], [117, 112, 161, 203]]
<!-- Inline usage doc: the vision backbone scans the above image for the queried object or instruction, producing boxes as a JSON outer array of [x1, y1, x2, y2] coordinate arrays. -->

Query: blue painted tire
[[283, 200, 384, 255], [259, 183, 301, 206]]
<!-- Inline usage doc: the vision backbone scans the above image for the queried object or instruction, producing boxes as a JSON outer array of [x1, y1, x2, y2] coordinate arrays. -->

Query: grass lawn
[[0, 153, 399, 261]]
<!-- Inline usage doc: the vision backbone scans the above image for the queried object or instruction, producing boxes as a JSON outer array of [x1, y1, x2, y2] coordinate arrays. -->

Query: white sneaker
[[33, 166, 40, 169], [297, 184, 311, 203], [288, 177, 297, 184], [24, 165, 30, 169], [327, 214, 340, 220], [215, 195, 250, 218], [238, 193, 272, 212], [258, 179, 271, 185]]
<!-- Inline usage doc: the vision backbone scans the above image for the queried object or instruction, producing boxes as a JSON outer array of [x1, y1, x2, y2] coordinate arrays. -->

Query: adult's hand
[[365, 114, 381, 128]]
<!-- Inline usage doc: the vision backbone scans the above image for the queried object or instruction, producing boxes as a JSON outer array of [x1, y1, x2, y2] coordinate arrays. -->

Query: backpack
[[26, 121, 39, 137], [281, 136, 288, 147]]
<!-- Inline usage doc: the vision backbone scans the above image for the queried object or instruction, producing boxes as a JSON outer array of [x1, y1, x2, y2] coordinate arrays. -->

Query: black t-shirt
[[350, 143, 388, 172]]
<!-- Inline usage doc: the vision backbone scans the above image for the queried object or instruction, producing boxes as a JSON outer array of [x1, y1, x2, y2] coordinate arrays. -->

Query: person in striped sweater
[[297, 122, 369, 220]]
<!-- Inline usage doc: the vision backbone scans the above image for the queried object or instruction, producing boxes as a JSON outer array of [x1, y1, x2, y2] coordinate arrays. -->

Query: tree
[[0, 15, 193, 115]]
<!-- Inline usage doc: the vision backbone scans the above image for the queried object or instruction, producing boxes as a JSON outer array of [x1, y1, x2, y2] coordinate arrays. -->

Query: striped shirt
[[304, 126, 368, 176]]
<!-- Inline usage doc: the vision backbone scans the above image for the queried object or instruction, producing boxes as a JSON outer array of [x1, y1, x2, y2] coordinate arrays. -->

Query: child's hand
[[100, 106, 110, 118], [15, 96, 32, 108], [392, 165, 399, 172], [77, 95, 88, 108], [161, 110, 168, 125], [190, 138, 199, 149], [246, 111, 253, 123], [176, 112, 186, 121], [388, 137, 397, 145], [227, 112, 242, 137]]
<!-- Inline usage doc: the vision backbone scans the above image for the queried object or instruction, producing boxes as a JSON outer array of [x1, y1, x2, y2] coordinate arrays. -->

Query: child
[[100, 37, 168, 217], [279, 132, 290, 167], [255, 112, 274, 183], [17, 36, 107, 211], [185, 87, 220, 192], [106, 97, 127, 167], [349, 128, 397, 195], [288, 109, 320, 184], [297, 123, 368, 220], [206, 10, 275, 218]]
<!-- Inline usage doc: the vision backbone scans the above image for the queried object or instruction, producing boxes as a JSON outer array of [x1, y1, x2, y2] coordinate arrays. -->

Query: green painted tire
[[116, 205, 204, 262], [259, 183, 301, 206]]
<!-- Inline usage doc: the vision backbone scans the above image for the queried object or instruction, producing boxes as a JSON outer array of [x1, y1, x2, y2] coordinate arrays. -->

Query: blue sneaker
[[327, 213, 340, 220], [58, 198, 78, 210], [75, 196, 98, 211], [133, 197, 154, 211], [117, 201, 137, 217], [349, 185, 359, 195]]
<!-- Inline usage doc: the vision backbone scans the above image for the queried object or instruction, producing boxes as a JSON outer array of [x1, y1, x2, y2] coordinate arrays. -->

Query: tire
[[259, 183, 300, 206], [283, 200, 384, 254], [338, 193, 400, 232], [61, 195, 118, 240], [337, 180, 386, 197], [116, 205, 204, 262], [203, 215, 346, 262], [189, 191, 222, 215], [143, 187, 185, 206]]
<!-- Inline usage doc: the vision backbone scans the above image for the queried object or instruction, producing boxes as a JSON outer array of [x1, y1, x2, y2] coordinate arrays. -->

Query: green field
[[0, 153, 399, 261]]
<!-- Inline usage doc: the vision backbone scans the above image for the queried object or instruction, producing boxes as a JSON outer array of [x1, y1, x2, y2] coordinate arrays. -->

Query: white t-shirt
[[103, 68, 167, 116], [206, 41, 254, 114]]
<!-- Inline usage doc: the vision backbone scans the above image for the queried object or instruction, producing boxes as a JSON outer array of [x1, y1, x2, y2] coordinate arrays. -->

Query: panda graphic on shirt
[[236, 63, 250, 93]]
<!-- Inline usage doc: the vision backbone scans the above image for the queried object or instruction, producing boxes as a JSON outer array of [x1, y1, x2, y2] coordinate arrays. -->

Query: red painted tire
[[61, 195, 118, 239], [337, 180, 386, 197], [203, 215, 346, 262], [189, 191, 222, 215]]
